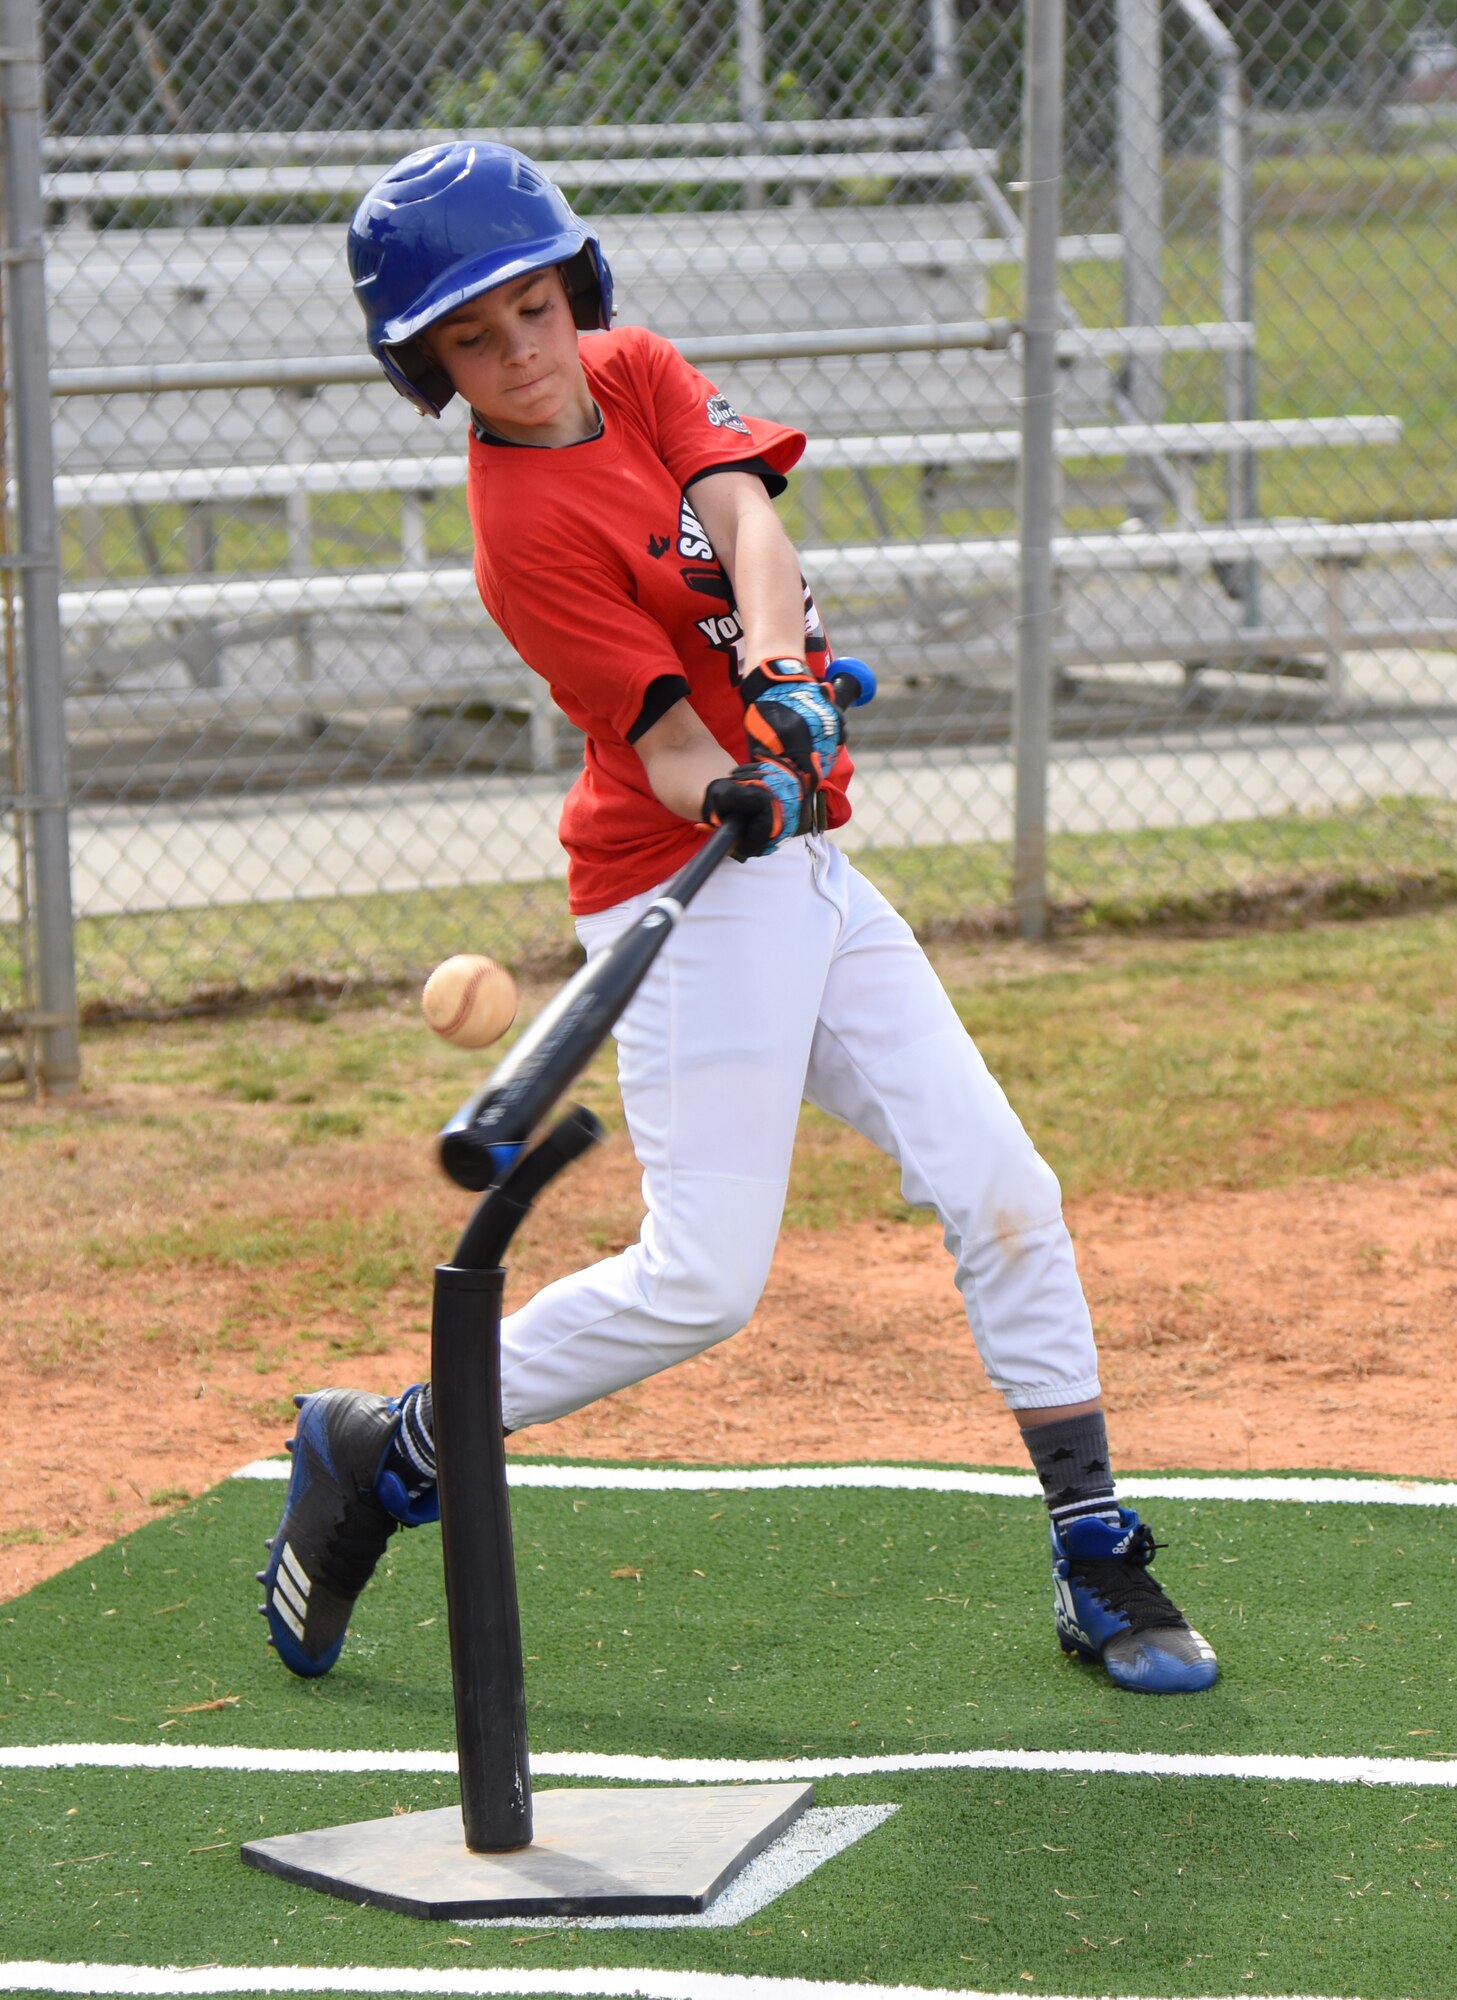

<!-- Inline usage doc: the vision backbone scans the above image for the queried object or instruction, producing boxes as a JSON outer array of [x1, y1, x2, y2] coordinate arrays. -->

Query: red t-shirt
[[466, 323, 854, 914]]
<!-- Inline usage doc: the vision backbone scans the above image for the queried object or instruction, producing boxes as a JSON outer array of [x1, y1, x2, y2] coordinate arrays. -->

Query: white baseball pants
[[498, 833, 1101, 1432]]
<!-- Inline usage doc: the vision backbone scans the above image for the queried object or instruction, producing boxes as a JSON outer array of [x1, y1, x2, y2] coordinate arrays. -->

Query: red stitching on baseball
[[442, 963, 487, 1038]]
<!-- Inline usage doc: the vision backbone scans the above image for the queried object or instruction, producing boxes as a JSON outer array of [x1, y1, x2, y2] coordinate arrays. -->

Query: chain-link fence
[[3, 0, 1456, 1078]]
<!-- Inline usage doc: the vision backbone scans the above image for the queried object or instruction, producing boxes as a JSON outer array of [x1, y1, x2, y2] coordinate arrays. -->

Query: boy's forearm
[[692, 473, 807, 669], [727, 507, 808, 668], [641, 737, 736, 823]]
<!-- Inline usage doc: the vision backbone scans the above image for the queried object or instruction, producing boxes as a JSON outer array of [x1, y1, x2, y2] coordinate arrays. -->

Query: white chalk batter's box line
[[462, 1803, 898, 1930], [232, 1462, 1457, 1506], [8, 1742, 1456, 1787], [0, 1966, 1424, 2000]]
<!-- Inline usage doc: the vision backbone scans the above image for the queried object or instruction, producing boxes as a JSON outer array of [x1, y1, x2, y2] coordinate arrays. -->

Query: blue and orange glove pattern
[[740, 656, 845, 786], [702, 755, 812, 860]]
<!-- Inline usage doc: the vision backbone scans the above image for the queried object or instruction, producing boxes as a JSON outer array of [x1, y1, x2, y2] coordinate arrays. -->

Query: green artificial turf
[[4, 1481, 1451, 1765], [3, 1477, 1454, 1994], [3, 1764, 1451, 1995]]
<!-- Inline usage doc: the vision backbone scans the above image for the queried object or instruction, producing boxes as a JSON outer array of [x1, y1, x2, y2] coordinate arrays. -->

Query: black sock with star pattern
[[1022, 1410, 1122, 1531]]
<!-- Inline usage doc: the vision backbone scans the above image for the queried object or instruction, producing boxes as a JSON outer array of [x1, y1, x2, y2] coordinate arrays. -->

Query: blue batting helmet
[[347, 141, 615, 417]]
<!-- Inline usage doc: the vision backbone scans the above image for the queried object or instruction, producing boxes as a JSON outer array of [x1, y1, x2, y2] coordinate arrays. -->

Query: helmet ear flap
[[378, 340, 454, 419], [560, 242, 612, 331], [387, 337, 455, 416]]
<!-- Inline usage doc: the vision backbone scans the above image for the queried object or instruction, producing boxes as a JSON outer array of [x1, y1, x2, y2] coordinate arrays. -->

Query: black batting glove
[[702, 756, 812, 860]]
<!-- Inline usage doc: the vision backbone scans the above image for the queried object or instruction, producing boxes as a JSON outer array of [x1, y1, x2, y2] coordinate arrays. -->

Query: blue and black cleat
[[256, 1387, 438, 1678], [1051, 1507, 1217, 1693]]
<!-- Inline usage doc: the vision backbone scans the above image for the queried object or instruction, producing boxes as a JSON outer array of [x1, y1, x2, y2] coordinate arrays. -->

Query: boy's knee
[[650, 1253, 765, 1348], [971, 1144, 1065, 1243], [634, 1190, 779, 1344]]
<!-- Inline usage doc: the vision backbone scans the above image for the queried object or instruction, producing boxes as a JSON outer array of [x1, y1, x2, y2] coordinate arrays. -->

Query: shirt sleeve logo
[[677, 495, 714, 561], [705, 393, 751, 435]]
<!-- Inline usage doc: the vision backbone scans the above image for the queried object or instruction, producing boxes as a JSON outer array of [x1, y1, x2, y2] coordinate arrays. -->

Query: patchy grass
[[4, 910, 1453, 1292], [4, 799, 1452, 1032], [865, 797, 1457, 943], [936, 905, 1457, 1200]]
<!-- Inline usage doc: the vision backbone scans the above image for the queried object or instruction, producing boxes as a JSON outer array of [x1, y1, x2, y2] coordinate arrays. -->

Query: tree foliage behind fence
[[40, 2, 1457, 139]]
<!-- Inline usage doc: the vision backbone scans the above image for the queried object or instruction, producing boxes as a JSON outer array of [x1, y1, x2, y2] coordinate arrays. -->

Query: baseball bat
[[438, 659, 877, 1191]]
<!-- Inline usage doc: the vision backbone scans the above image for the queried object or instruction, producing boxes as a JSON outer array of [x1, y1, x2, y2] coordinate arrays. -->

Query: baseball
[[421, 953, 518, 1049]]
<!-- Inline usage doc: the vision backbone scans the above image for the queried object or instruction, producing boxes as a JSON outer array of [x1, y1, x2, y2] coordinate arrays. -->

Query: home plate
[[241, 1782, 813, 1920]]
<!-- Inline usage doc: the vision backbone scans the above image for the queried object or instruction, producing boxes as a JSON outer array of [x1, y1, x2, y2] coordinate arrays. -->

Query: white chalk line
[[0, 1965, 1414, 2000], [231, 1462, 1457, 1506], [5, 1741, 1454, 1787]]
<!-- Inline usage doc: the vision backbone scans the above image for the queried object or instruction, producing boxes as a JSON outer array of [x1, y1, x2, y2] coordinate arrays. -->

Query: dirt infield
[[6, 1155, 1454, 1602]]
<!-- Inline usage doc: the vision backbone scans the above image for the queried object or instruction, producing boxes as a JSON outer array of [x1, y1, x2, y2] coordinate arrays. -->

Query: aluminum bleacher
[[43, 126, 1444, 778]]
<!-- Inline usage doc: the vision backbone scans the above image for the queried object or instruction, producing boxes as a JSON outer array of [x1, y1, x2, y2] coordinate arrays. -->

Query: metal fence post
[[1116, 0, 1165, 427], [929, 0, 961, 140], [737, 0, 765, 209], [1012, 0, 1064, 943], [1175, 0, 1260, 624], [1, 0, 79, 1091]]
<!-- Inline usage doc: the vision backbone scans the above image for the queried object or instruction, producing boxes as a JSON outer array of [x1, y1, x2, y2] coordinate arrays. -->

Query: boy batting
[[258, 142, 1215, 1699]]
